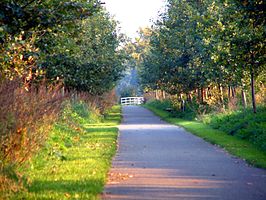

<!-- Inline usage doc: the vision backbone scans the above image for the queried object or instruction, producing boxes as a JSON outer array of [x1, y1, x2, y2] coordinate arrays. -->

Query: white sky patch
[[103, 0, 166, 39]]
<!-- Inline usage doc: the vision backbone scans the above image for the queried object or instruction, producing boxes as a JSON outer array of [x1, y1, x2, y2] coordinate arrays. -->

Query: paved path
[[102, 106, 266, 200]]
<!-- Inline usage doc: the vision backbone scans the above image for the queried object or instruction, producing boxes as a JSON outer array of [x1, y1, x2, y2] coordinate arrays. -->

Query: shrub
[[0, 79, 66, 195], [0, 79, 118, 197], [204, 107, 266, 151], [147, 99, 173, 110], [146, 99, 266, 152]]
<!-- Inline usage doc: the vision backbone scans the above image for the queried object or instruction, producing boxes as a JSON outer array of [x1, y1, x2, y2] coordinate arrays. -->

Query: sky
[[103, 0, 166, 39]]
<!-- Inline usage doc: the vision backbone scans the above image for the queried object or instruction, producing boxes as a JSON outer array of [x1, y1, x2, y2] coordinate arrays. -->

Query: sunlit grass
[[13, 104, 121, 199], [144, 104, 266, 169]]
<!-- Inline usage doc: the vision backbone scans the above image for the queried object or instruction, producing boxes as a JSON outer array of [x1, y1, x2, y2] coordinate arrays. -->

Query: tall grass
[[0, 79, 119, 198], [14, 102, 120, 199], [0, 79, 66, 194]]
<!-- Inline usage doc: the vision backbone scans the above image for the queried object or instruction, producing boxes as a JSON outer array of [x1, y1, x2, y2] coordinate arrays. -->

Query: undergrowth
[[0, 79, 65, 196], [147, 100, 266, 151], [202, 107, 266, 151], [144, 100, 266, 168], [3, 101, 121, 199]]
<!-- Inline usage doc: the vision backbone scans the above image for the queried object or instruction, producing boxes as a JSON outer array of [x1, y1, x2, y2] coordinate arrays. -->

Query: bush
[[39, 100, 102, 164], [146, 99, 266, 152], [146, 99, 213, 120], [146, 99, 173, 110], [0, 79, 119, 197], [0, 79, 66, 195], [204, 107, 266, 151]]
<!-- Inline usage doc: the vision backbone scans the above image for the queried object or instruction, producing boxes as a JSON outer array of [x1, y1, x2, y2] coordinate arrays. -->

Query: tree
[[0, 0, 126, 94], [137, 0, 265, 112]]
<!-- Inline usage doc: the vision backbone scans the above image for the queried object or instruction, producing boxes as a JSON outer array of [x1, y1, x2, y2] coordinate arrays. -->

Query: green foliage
[[42, 10, 125, 94], [6, 102, 121, 199], [61, 101, 101, 126], [0, 0, 125, 94], [147, 99, 213, 120], [0, 0, 99, 79], [119, 86, 137, 98], [0, 0, 99, 37], [145, 100, 266, 151], [147, 99, 266, 152], [137, 0, 265, 112], [117, 68, 142, 97], [146, 100, 173, 110], [204, 107, 266, 151]]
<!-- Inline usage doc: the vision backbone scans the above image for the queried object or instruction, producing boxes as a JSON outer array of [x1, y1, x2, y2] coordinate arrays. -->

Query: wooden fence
[[120, 97, 144, 106]]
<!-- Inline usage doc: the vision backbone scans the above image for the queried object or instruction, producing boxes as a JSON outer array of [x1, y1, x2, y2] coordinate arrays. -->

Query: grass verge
[[12, 102, 121, 200], [144, 104, 266, 169]]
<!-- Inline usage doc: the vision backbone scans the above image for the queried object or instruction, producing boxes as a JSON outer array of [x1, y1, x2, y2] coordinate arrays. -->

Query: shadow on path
[[103, 106, 266, 200]]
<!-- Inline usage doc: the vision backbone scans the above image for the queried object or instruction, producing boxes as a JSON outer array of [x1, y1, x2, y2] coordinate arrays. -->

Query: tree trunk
[[155, 90, 159, 100], [232, 86, 236, 98], [205, 88, 208, 100], [182, 99, 185, 112], [241, 88, 247, 109], [200, 87, 204, 103], [186, 92, 192, 103], [219, 84, 225, 110], [197, 88, 200, 103], [180, 94, 185, 112], [162, 90, 166, 99], [228, 86, 231, 99], [62, 86, 65, 97], [160, 90, 163, 99], [250, 67, 257, 113]]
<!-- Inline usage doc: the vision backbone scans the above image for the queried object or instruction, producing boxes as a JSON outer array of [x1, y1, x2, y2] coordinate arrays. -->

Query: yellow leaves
[[211, 54, 219, 62], [132, 52, 140, 60], [217, 21, 223, 27], [217, 21, 225, 31], [203, 38, 210, 45], [64, 193, 71, 198], [28, 56, 33, 62], [73, 136, 80, 143], [2, 34, 40, 81], [197, 22, 203, 29], [16, 127, 26, 135], [208, 2, 218, 13], [64, 193, 80, 199], [108, 172, 134, 183]]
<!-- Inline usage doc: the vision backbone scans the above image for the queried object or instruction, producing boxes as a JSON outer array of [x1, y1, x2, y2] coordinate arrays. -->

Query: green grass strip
[[14, 105, 121, 200], [144, 104, 266, 169]]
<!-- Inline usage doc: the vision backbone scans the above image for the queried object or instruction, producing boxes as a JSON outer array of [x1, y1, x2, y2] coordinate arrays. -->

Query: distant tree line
[[135, 0, 265, 113]]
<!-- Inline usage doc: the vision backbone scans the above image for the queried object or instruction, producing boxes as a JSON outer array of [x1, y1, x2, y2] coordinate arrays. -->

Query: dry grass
[[0, 79, 119, 195], [0, 79, 67, 193], [75, 89, 118, 113]]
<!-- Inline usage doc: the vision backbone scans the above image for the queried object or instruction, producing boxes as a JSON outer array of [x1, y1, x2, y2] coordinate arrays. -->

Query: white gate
[[120, 97, 144, 106]]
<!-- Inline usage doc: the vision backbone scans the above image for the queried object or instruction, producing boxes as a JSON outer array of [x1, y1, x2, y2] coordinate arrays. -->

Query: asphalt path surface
[[102, 106, 266, 200]]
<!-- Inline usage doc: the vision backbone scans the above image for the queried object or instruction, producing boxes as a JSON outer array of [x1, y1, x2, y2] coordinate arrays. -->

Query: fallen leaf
[[64, 193, 71, 198]]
